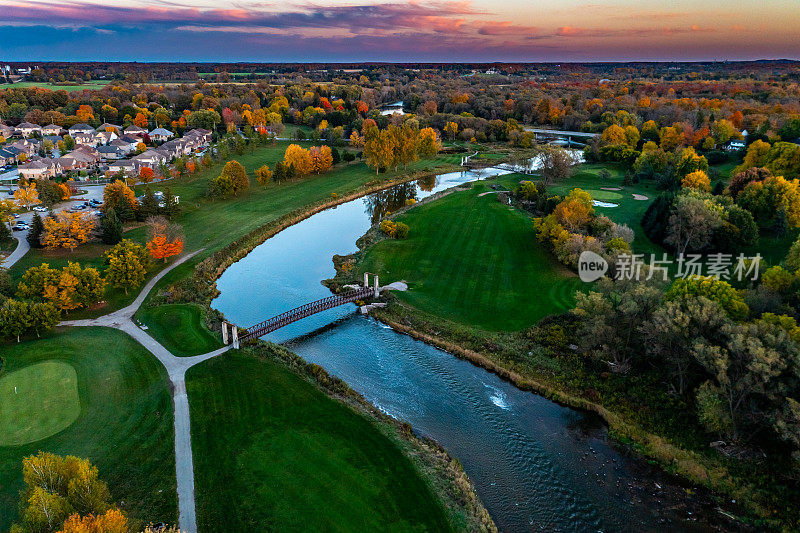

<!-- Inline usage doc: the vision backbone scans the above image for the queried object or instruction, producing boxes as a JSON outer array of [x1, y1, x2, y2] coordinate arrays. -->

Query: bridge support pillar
[[374, 275, 380, 298], [364, 272, 369, 289], [221, 321, 229, 345], [232, 327, 239, 350]]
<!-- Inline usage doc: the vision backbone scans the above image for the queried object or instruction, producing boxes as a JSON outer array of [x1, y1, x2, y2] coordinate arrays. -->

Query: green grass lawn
[[0, 361, 80, 446], [0, 328, 176, 530], [359, 180, 581, 331], [186, 351, 454, 532], [0, 81, 111, 91], [137, 304, 221, 357]]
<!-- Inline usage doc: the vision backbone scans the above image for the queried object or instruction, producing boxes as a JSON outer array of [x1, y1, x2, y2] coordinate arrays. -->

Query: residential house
[[119, 134, 142, 152], [184, 128, 212, 149], [131, 149, 167, 170], [8, 138, 39, 157], [110, 138, 137, 155], [55, 156, 79, 172], [97, 145, 124, 160], [158, 138, 189, 158], [108, 159, 136, 175], [18, 158, 62, 179], [73, 132, 99, 148], [0, 124, 14, 139], [0, 148, 17, 166], [97, 123, 121, 135], [123, 125, 147, 137], [42, 124, 64, 136], [149, 128, 174, 142], [67, 145, 101, 168], [68, 123, 95, 136], [94, 130, 118, 146], [15, 122, 42, 137], [725, 139, 746, 151]]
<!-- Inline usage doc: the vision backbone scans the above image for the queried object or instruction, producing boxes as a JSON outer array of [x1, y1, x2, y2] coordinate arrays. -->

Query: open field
[[359, 179, 581, 331], [0, 328, 176, 530], [137, 303, 221, 357], [0, 81, 111, 91], [186, 351, 454, 532]]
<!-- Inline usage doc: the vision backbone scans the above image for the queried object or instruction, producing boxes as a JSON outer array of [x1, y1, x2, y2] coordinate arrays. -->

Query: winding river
[[212, 168, 716, 532]]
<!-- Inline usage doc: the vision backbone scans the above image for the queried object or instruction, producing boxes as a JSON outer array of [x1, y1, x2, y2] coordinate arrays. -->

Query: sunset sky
[[1, 0, 798, 62]]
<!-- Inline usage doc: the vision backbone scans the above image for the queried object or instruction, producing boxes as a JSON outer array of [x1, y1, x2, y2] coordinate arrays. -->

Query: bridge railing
[[239, 286, 374, 341]]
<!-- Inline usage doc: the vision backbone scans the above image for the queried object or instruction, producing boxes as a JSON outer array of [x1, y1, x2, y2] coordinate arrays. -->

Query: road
[[1, 184, 105, 268]]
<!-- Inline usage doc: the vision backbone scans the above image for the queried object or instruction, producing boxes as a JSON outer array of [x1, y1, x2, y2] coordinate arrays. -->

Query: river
[[212, 168, 720, 532]]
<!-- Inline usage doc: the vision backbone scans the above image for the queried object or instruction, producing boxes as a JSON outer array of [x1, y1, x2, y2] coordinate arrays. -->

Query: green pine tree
[[101, 207, 123, 245], [26, 213, 44, 248]]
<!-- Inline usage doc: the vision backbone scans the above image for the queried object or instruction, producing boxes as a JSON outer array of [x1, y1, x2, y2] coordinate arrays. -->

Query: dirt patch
[[600, 187, 622, 191], [632, 194, 649, 201]]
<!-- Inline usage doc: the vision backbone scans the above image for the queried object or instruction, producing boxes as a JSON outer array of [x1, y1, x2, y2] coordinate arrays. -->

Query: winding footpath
[[60, 250, 230, 533]]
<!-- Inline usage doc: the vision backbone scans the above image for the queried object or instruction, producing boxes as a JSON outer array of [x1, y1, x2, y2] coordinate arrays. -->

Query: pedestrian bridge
[[221, 274, 382, 347]]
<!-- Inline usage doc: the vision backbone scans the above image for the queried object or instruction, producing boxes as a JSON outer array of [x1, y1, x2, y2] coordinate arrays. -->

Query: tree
[[728, 167, 772, 199], [666, 276, 749, 321], [14, 453, 114, 533], [101, 181, 137, 221], [738, 175, 800, 228], [104, 239, 148, 294], [22, 211, 41, 248], [283, 144, 313, 177], [28, 302, 60, 337], [41, 212, 97, 251], [100, 208, 122, 245], [138, 187, 160, 220], [209, 160, 249, 198], [255, 165, 273, 185], [146, 217, 184, 261], [665, 192, 724, 255], [58, 509, 128, 533], [309, 145, 333, 174], [681, 170, 711, 192], [418, 127, 441, 158], [552, 188, 594, 232], [139, 167, 154, 183], [0, 299, 32, 342], [711, 119, 737, 145], [443, 121, 458, 140], [538, 145, 574, 185], [14, 183, 40, 210], [162, 186, 180, 219], [18, 262, 104, 311], [364, 129, 397, 174], [600, 124, 627, 146]]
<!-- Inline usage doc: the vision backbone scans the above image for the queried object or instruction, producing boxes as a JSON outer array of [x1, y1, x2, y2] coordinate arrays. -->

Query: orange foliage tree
[[58, 509, 128, 533], [139, 166, 154, 183], [146, 216, 184, 261], [309, 145, 333, 174], [283, 144, 314, 176], [41, 212, 97, 251]]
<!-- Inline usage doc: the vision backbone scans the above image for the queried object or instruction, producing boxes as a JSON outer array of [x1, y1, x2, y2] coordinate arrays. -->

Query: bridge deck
[[239, 286, 374, 341]]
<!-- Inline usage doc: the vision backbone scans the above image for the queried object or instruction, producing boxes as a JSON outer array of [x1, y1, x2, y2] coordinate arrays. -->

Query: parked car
[[12, 224, 26, 231], [33, 206, 48, 212]]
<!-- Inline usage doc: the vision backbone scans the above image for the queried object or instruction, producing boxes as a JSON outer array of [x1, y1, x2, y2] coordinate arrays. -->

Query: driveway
[[1, 184, 105, 268]]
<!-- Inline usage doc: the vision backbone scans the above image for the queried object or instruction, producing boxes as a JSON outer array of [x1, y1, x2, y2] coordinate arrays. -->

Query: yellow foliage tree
[[601, 124, 627, 146], [58, 509, 128, 533], [283, 144, 313, 177], [418, 127, 441, 157], [553, 188, 595, 232], [255, 164, 273, 185], [443, 121, 459, 140], [42, 212, 97, 251], [682, 170, 711, 192], [14, 183, 40, 210]]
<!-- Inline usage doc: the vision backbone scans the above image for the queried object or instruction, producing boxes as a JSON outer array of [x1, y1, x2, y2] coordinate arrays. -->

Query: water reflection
[[364, 180, 419, 223]]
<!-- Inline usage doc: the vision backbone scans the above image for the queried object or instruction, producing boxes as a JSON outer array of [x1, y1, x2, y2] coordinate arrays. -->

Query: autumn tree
[[42, 212, 97, 251], [738, 175, 800, 228], [139, 166, 154, 183], [104, 239, 149, 294], [13, 452, 115, 533], [146, 216, 184, 261], [283, 144, 314, 176], [681, 170, 711, 192], [255, 165, 273, 185], [443, 121, 459, 140], [538, 145, 574, 185], [309, 145, 333, 174], [553, 188, 594, 232], [418, 127, 441, 158], [665, 192, 724, 255], [14, 183, 40, 210], [18, 262, 104, 311], [364, 128, 397, 174], [102, 180, 137, 221], [58, 509, 128, 533]]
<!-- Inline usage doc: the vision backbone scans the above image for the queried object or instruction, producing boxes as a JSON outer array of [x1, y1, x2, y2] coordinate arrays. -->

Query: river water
[[212, 168, 715, 532]]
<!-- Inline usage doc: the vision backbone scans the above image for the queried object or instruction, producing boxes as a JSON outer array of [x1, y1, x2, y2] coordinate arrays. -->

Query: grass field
[[0, 328, 176, 530], [186, 351, 454, 532], [359, 179, 581, 331], [0, 81, 111, 91], [0, 361, 80, 446], [137, 304, 221, 357]]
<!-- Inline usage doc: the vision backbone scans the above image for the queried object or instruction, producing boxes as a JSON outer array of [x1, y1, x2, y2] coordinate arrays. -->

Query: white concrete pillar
[[364, 272, 369, 288], [221, 321, 229, 345], [232, 327, 239, 349], [374, 275, 380, 298]]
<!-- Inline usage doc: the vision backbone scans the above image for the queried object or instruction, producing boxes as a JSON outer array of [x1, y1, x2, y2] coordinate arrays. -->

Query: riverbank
[[326, 177, 782, 528], [140, 164, 502, 531]]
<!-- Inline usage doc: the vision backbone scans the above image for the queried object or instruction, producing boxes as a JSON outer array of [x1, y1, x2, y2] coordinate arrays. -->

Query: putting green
[[584, 189, 624, 201], [0, 361, 81, 446]]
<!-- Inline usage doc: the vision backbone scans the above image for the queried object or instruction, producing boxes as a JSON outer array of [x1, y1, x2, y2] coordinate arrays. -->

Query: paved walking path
[[61, 249, 230, 533]]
